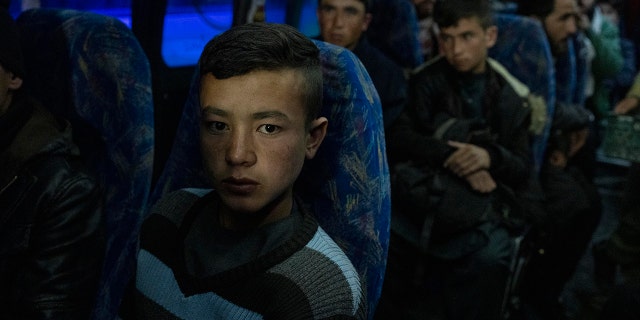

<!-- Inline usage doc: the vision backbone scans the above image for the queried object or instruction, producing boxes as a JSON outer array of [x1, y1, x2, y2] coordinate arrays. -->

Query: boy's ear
[[305, 117, 328, 160], [485, 25, 498, 48], [8, 74, 23, 91], [362, 12, 373, 31]]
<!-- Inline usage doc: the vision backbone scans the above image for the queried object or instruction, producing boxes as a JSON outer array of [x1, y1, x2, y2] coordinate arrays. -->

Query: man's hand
[[464, 170, 496, 193], [613, 97, 639, 115], [444, 141, 491, 177]]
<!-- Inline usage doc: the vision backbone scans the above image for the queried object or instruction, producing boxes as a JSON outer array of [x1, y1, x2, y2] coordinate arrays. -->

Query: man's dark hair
[[517, 0, 556, 19], [317, 0, 372, 13], [434, 0, 493, 29], [199, 22, 323, 124]]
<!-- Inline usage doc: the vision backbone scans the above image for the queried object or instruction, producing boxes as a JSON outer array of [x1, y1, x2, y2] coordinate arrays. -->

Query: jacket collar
[[0, 98, 76, 186]]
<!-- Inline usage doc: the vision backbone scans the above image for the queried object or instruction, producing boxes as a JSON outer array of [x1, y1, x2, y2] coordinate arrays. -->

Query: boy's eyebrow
[[200, 107, 290, 121], [253, 110, 290, 121], [201, 106, 227, 116]]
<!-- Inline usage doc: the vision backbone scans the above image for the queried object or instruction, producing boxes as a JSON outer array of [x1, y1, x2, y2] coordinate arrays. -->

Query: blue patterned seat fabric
[[367, 0, 423, 69], [17, 9, 154, 320], [555, 32, 589, 108], [150, 39, 390, 318], [489, 13, 556, 172]]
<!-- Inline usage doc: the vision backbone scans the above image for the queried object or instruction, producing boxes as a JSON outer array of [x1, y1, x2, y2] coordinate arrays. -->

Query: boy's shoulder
[[411, 55, 447, 78], [486, 58, 531, 99], [271, 223, 366, 318], [148, 188, 214, 227]]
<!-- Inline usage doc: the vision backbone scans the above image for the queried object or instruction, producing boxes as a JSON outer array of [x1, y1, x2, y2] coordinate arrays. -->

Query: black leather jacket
[[0, 95, 105, 319], [387, 56, 532, 189]]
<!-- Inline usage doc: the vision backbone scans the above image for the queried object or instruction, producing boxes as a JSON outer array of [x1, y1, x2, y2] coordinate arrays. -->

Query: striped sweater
[[132, 188, 367, 319]]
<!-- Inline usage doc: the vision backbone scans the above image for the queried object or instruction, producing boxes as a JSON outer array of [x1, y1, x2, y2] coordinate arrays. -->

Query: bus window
[[160, 0, 319, 68], [162, 0, 233, 68], [9, 0, 132, 26]]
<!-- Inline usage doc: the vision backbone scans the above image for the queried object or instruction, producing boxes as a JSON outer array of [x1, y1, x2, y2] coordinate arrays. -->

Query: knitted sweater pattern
[[134, 188, 366, 320]]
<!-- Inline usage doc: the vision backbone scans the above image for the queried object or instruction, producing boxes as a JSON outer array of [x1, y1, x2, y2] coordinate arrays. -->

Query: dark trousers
[[375, 220, 513, 320]]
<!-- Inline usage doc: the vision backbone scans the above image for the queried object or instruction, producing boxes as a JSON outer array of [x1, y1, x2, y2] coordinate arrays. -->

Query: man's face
[[413, 0, 436, 20], [317, 0, 371, 51], [542, 0, 579, 56], [199, 69, 326, 223], [599, 3, 619, 26], [438, 17, 497, 74], [578, 0, 595, 13]]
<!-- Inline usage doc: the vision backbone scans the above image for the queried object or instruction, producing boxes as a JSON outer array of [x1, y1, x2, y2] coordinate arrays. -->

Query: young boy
[[519, 103, 602, 319], [378, 0, 534, 318], [122, 23, 367, 319]]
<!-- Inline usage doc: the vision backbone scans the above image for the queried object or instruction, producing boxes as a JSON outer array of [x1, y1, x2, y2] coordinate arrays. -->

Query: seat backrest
[[489, 13, 556, 172], [150, 39, 391, 318], [17, 9, 154, 320], [367, 0, 423, 69], [555, 31, 589, 108]]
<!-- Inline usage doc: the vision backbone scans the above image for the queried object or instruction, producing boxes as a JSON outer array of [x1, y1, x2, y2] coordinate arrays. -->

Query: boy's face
[[542, 0, 579, 56], [317, 0, 371, 51], [199, 69, 326, 223], [438, 17, 497, 74]]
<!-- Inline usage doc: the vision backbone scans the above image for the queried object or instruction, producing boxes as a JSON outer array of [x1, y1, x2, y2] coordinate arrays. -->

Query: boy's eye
[[258, 124, 281, 134], [205, 121, 228, 133]]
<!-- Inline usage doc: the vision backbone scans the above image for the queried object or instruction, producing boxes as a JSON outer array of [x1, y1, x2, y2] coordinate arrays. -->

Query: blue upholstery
[[489, 13, 556, 172], [367, 0, 423, 69], [555, 32, 589, 108], [17, 9, 154, 320], [150, 40, 390, 318]]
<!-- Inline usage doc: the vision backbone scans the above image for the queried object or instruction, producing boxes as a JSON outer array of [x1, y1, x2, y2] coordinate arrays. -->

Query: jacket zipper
[[0, 175, 18, 195]]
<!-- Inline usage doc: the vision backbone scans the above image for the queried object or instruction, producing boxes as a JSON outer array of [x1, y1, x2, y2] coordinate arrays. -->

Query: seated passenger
[[598, 0, 637, 108], [412, 0, 439, 62], [316, 0, 407, 127], [592, 71, 640, 317], [519, 103, 602, 319], [120, 22, 366, 319], [519, 0, 622, 181], [376, 0, 534, 318], [0, 7, 105, 319]]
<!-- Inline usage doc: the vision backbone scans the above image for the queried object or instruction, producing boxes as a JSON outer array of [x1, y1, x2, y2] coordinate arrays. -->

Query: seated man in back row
[[316, 0, 407, 128], [377, 0, 535, 319], [0, 7, 105, 319]]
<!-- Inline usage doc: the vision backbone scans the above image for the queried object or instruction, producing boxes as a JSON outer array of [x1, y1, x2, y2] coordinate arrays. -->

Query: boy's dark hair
[[434, 0, 493, 29], [317, 0, 372, 13], [199, 22, 323, 124], [517, 0, 556, 19], [546, 103, 593, 157]]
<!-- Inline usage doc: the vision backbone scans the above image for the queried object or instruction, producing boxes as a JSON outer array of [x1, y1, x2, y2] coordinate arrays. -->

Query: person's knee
[[472, 222, 514, 270]]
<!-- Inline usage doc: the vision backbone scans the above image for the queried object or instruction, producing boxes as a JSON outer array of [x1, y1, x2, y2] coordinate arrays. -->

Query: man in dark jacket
[[0, 7, 104, 319], [376, 0, 534, 319], [316, 0, 407, 128]]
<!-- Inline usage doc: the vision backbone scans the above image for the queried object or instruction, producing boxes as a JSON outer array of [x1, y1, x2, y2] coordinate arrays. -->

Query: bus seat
[[489, 13, 556, 173], [555, 31, 589, 108], [367, 0, 423, 69], [150, 39, 391, 318], [17, 8, 154, 320]]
